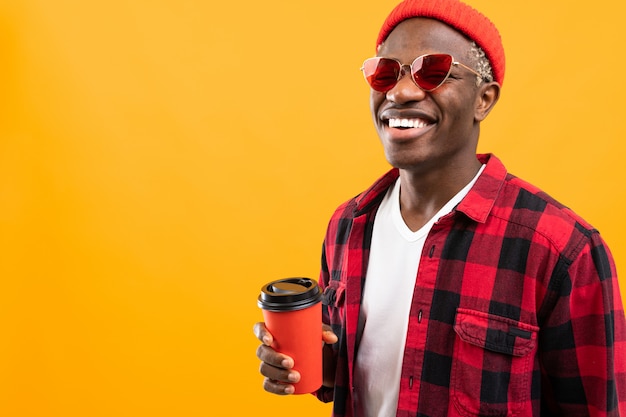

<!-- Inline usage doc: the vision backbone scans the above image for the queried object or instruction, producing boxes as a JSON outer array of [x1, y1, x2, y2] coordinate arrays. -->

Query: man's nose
[[385, 72, 427, 104]]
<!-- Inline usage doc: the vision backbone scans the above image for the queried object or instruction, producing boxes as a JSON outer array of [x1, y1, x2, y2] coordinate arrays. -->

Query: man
[[254, 0, 626, 415]]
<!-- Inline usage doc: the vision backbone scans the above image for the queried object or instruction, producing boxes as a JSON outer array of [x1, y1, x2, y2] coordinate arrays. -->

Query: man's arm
[[539, 232, 626, 416]]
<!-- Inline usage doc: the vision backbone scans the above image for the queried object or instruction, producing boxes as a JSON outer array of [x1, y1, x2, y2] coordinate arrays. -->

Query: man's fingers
[[254, 322, 301, 395], [259, 361, 300, 382], [322, 329, 338, 345], [322, 324, 338, 344], [253, 322, 273, 345], [256, 344, 294, 369], [259, 361, 300, 395], [262, 378, 296, 395]]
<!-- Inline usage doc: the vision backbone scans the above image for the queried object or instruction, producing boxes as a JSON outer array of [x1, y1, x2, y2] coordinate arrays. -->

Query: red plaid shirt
[[315, 154, 626, 417]]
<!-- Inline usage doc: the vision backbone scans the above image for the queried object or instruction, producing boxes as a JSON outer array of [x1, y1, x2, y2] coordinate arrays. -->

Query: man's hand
[[254, 322, 338, 395]]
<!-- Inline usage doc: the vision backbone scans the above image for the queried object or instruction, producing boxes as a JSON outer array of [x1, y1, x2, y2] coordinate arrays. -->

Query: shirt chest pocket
[[452, 308, 539, 417]]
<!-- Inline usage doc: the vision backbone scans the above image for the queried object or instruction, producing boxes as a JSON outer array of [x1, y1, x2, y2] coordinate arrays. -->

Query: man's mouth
[[387, 118, 431, 129]]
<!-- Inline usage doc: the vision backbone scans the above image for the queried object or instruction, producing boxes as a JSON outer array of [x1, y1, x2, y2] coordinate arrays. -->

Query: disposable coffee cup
[[258, 277, 323, 394]]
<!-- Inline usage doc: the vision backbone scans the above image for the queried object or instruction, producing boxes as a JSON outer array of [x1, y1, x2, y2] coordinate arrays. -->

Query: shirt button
[[418, 310, 423, 323]]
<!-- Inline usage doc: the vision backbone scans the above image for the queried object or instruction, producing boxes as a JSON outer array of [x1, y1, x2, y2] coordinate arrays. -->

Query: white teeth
[[388, 118, 428, 128]]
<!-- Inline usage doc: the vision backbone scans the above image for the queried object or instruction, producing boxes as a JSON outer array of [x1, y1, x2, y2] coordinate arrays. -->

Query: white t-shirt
[[353, 166, 484, 417]]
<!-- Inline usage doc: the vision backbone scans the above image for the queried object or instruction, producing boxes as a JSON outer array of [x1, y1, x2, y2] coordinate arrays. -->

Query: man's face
[[370, 18, 483, 172]]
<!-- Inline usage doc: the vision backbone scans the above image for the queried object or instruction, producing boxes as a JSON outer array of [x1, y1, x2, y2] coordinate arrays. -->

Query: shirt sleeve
[[314, 240, 335, 403], [539, 231, 626, 416]]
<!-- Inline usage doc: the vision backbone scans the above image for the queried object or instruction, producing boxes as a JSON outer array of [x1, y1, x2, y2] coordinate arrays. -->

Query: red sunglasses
[[361, 53, 481, 92]]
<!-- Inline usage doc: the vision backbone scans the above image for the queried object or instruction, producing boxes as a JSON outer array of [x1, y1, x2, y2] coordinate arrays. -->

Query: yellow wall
[[1, 1, 624, 416]]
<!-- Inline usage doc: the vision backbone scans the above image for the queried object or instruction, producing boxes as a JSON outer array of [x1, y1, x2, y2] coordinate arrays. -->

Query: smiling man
[[254, 0, 626, 416]]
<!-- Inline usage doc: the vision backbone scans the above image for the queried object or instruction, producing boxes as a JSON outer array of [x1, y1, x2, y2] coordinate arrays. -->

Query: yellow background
[[1, 1, 624, 416]]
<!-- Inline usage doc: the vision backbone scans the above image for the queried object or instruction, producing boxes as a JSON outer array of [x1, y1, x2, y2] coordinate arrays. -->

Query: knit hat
[[376, 0, 505, 85]]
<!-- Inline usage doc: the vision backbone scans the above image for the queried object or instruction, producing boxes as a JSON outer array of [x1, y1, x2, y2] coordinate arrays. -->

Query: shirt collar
[[455, 153, 507, 223], [354, 168, 399, 216], [353, 153, 507, 222]]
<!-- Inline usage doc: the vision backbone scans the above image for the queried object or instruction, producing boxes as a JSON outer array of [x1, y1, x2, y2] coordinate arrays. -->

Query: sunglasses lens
[[412, 54, 453, 91], [362, 54, 454, 92], [362, 58, 401, 92]]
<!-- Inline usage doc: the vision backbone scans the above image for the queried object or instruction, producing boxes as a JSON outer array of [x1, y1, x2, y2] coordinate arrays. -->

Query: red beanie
[[376, 0, 505, 86]]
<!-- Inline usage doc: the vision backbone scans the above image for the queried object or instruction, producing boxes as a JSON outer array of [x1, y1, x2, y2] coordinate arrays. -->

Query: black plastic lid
[[257, 277, 322, 312]]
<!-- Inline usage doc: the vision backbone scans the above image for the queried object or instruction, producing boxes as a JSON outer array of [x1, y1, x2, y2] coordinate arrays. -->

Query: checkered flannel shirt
[[315, 154, 626, 417]]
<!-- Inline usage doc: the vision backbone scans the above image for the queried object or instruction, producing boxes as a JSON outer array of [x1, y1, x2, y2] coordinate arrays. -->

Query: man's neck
[[397, 158, 482, 232]]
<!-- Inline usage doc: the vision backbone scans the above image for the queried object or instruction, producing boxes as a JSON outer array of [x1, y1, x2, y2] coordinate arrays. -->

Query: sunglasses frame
[[360, 53, 482, 93]]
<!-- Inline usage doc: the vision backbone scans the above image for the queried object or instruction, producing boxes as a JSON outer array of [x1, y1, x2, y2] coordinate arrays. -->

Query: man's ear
[[474, 81, 501, 122]]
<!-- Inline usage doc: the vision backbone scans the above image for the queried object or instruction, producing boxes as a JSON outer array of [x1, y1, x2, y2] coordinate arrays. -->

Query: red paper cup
[[258, 278, 322, 394]]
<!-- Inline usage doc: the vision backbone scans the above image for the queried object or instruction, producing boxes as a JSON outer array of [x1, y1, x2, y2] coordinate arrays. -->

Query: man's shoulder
[[495, 172, 597, 254], [503, 173, 594, 227]]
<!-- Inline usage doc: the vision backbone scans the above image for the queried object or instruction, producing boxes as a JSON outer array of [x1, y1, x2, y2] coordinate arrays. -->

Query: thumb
[[322, 325, 338, 345]]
